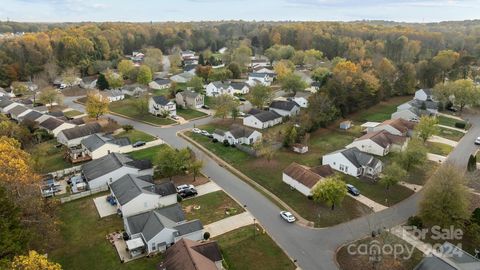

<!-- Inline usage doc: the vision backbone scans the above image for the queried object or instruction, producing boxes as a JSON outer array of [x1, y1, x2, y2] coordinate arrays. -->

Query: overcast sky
[[1, 0, 479, 23]]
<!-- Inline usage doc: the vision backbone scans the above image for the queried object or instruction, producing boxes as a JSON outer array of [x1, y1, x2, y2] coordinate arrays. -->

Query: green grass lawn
[[437, 126, 465, 141], [181, 191, 245, 224], [128, 144, 170, 163], [109, 99, 175, 126], [425, 141, 454, 156], [437, 115, 467, 129], [64, 110, 84, 118], [29, 140, 72, 173], [177, 108, 207, 120], [215, 225, 295, 270], [350, 96, 412, 122], [115, 129, 156, 143], [50, 194, 160, 270], [403, 161, 439, 185]]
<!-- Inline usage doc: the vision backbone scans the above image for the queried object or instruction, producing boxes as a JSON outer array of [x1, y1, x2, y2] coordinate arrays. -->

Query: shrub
[[212, 138, 218, 143], [176, 194, 183, 203], [407, 216, 423, 228], [467, 154, 477, 172], [203, 232, 210, 240], [223, 140, 230, 147], [455, 122, 466, 129], [122, 124, 134, 132]]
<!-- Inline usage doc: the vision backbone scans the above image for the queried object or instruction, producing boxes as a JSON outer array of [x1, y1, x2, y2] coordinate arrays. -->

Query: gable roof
[[0, 98, 13, 108], [60, 122, 102, 140], [249, 73, 268, 78], [110, 174, 176, 205], [418, 88, 433, 96], [328, 147, 381, 169], [250, 110, 281, 123], [269, 100, 299, 112], [414, 242, 480, 270], [354, 130, 407, 148], [211, 81, 230, 89], [381, 118, 416, 134], [294, 91, 312, 98], [283, 162, 326, 188], [163, 238, 220, 270], [7, 105, 29, 116], [22, 110, 43, 121], [151, 96, 171, 106], [39, 117, 65, 130], [230, 82, 249, 90], [229, 124, 256, 139], [82, 152, 142, 181], [409, 99, 439, 110], [174, 220, 204, 236], [81, 133, 131, 152], [153, 78, 171, 85], [179, 90, 200, 99]]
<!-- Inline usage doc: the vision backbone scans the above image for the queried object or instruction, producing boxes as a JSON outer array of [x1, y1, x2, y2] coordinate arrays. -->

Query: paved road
[[64, 97, 480, 270]]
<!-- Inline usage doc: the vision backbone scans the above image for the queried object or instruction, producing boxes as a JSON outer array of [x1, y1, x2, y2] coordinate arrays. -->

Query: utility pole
[[253, 218, 256, 239]]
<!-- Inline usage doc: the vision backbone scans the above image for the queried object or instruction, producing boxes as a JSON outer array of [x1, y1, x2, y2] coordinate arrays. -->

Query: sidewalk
[[428, 135, 458, 147], [399, 181, 423, 192], [203, 211, 255, 238], [196, 181, 222, 196], [390, 225, 431, 255], [437, 124, 467, 134], [427, 153, 447, 163], [437, 112, 464, 121], [348, 194, 387, 212]]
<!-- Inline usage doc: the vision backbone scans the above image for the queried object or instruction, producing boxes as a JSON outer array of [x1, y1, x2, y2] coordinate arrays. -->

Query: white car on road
[[280, 211, 296, 223], [475, 137, 480, 145]]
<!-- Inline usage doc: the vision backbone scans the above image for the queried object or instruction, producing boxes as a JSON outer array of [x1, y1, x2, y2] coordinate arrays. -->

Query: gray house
[[57, 122, 103, 147], [175, 90, 204, 109]]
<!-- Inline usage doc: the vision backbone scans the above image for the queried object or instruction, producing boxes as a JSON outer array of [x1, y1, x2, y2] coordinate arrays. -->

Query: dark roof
[[174, 220, 204, 236], [283, 162, 324, 188], [7, 105, 29, 116], [330, 147, 381, 169], [39, 117, 64, 130], [81, 134, 131, 152], [381, 118, 416, 134], [126, 159, 152, 171], [18, 98, 33, 105], [247, 108, 263, 115], [0, 98, 13, 108], [179, 90, 200, 99], [310, 165, 335, 178], [151, 96, 170, 106], [409, 99, 439, 110], [82, 152, 134, 181], [164, 239, 222, 270], [354, 130, 407, 148], [414, 242, 480, 270], [48, 111, 64, 117], [110, 175, 176, 205], [229, 124, 256, 139], [154, 78, 171, 85], [211, 81, 230, 89], [68, 117, 85, 125], [269, 100, 299, 112], [21, 110, 43, 121], [230, 82, 248, 90], [213, 129, 226, 136], [183, 64, 198, 72], [249, 73, 268, 78], [60, 122, 102, 140], [251, 110, 281, 122]]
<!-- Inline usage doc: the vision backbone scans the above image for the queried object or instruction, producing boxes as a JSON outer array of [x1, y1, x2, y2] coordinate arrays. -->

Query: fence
[[49, 165, 82, 178], [59, 186, 109, 203], [235, 142, 283, 157]]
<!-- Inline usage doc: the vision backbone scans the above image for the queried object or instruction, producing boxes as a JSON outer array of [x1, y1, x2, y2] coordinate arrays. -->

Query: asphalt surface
[[64, 97, 480, 270]]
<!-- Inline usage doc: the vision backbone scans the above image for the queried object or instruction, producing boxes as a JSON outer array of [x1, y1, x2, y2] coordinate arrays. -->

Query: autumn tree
[[253, 135, 277, 163], [85, 92, 109, 120], [38, 87, 62, 107], [304, 49, 323, 67], [274, 59, 294, 80], [189, 159, 204, 182], [312, 174, 347, 210], [143, 47, 163, 72], [105, 70, 123, 89], [248, 84, 273, 108], [280, 73, 307, 95], [433, 50, 460, 83], [11, 250, 62, 270], [396, 138, 427, 171], [380, 162, 407, 193], [450, 79, 480, 111], [131, 93, 149, 115], [11, 82, 29, 96], [415, 116, 438, 142], [212, 94, 238, 119], [155, 148, 191, 181], [117, 60, 135, 80], [136, 65, 152, 85], [187, 76, 204, 92]]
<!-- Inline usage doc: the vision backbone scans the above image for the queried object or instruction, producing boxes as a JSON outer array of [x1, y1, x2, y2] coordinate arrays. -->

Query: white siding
[[322, 152, 360, 177], [293, 97, 308, 108], [52, 123, 76, 137], [282, 173, 312, 196], [120, 193, 177, 217], [87, 167, 139, 189], [243, 115, 281, 129], [414, 90, 428, 101], [346, 140, 389, 156], [391, 110, 419, 121], [269, 106, 300, 117], [173, 229, 203, 243], [147, 228, 177, 253]]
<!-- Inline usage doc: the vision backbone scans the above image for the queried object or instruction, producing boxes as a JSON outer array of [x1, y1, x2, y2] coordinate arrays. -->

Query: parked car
[[239, 112, 246, 117], [475, 136, 480, 145], [179, 188, 198, 199], [346, 184, 360, 196], [176, 184, 195, 193], [202, 105, 210, 110], [280, 211, 296, 223], [171, 115, 180, 120], [239, 97, 246, 102], [201, 130, 211, 136], [132, 141, 146, 148], [192, 128, 201, 134], [447, 107, 458, 112]]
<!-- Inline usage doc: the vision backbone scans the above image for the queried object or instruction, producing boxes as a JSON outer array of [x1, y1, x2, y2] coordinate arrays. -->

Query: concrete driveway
[[93, 195, 117, 218]]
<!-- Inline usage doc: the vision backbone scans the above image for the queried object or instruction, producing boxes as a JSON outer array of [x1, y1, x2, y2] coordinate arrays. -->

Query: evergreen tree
[[96, 73, 109, 90]]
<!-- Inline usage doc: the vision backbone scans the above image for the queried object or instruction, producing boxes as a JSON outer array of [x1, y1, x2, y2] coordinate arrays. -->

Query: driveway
[[93, 195, 117, 218], [64, 98, 480, 270], [195, 181, 221, 196], [204, 211, 255, 238]]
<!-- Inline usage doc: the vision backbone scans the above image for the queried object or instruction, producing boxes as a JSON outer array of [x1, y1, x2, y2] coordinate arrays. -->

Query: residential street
[[63, 97, 480, 270]]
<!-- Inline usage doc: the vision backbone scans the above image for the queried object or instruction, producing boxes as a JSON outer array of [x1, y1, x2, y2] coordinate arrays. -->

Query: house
[[82, 152, 153, 189], [123, 204, 203, 255], [243, 110, 282, 129], [413, 242, 480, 270], [110, 174, 177, 217], [246, 73, 273, 86], [391, 107, 430, 122], [371, 118, 416, 137], [54, 77, 82, 88], [0, 98, 14, 113], [339, 120, 352, 130], [121, 84, 148, 97], [205, 81, 234, 97], [282, 163, 334, 196], [292, 143, 309, 154], [161, 238, 223, 270], [181, 50, 195, 59], [170, 72, 195, 83], [414, 88, 434, 102], [149, 78, 171, 90], [397, 99, 439, 115], [0, 88, 15, 98], [291, 91, 311, 108], [230, 82, 250, 95], [183, 64, 198, 74], [6, 105, 31, 121], [346, 130, 408, 156], [149, 96, 176, 116], [57, 122, 103, 147], [19, 110, 43, 123], [78, 133, 131, 160], [38, 117, 76, 136], [175, 90, 204, 109], [251, 58, 270, 68], [102, 89, 125, 102], [360, 122, 381, 133], [322, 147, 383, 178], [269, 100, 300, 117], [131, 52, 145, 62], [252, 66, 275, 74], [80, 76, 98, 89], [218, 47, 228, 54], [305, 81, 321, 93], [212, 124, 262, 145]]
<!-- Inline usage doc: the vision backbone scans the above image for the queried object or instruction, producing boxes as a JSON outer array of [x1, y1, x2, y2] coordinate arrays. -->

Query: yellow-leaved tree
[[85, 91, 109, 120], [0, 136, 34, 187], [11, 250, 62, 270]]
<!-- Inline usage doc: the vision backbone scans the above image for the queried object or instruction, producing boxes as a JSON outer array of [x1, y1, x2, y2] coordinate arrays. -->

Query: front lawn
[[28, 140, 72, 173], [115, 129, 156, 143], [425, 141, 454, 156], [350, 96, 412, 122], [128, 144, 170, 163], [64, 110, 84, 118], [181, 191, 245, 224], [403, 161, 439, 186], [437, 126, 465, 141], [177, 108, 207, 120], [437, 115, 467, 129], [109, 99, 175, 126], [215, 225, 295, 270], [50, 194, 160, 270]]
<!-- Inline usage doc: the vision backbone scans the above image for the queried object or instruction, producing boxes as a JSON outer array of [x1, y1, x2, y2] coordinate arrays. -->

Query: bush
[[223, 140, 230, 147], [122, 124, 134, 132], [467, 154, 477, 172], [407, 216, 423, 228], [455, 122, 466, 129], [176, 194, 183, 203], [212, 138, 218, 143], [203, 232, 210, 240]]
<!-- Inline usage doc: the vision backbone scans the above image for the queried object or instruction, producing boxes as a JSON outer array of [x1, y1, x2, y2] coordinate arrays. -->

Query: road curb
[[178, 130, 316, 228]]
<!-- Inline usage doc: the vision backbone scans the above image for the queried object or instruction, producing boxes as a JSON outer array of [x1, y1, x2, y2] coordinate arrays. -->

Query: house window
[[144, 202, 148, 208], [339, 164, 345, 171], [151, 243, 156, 250]]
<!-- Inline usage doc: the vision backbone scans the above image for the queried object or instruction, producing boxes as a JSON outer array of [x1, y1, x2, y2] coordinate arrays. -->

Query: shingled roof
[[354, 130, 407, 148], [151, 96, 171, 106], [328, 147, 381, 169], [163, 238, 222, 270], [82, 152, 150, 181], [60, 122, 102, 140], [283, 163, 333, 188], [250, 110, 281, 123], [380, 118, 416, 134], [39, 117, 64, 131], [110, 174, 176, 205]]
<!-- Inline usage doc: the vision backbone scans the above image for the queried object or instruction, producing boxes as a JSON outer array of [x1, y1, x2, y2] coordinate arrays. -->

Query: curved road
[[65, 97, 480, 270]]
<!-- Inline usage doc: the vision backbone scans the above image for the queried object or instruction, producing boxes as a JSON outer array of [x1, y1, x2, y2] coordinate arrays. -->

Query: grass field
[[403, 161, 439, 185], [437, 126, 465, 141], [176, 108, 207, 120], [425, 141, 454, 156], [64, 110, 84, 118], [50, 194, 160, 270], [128, 144, 170, 163], [115, 129, 156, 143], [181, 191, 245, 224], [215, 225, 295, 270], [29, 140, 72, 173], [351, 96, 412, 122], [109, 99, 175, 126], [437, 115, 467, 129]]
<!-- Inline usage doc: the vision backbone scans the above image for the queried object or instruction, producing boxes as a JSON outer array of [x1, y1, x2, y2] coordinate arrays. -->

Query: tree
[[311, 175, 347, 210], [420, 164, 470, 229], [311, 67, 331, 86], [253, 136, 277, 163], [198, 53, 205, 66], [467, 154, 477, 172], [143, 47, 163, 72], [96, 73, 109, 90], [105, 70, 123, 89], [85, 92, 109, 120], [230, 106, 240, 121], [11, 250, 62, 270], [231, 45, 252, 68], [155, 148, 191, 181], [433, 50, 460, 82], [274, 60, 294, 80], [280, 73, 307, 95], [304, 49, 323, 67], [247, 84, 273, 108], [212, 94, 238, 119], [117, 60, 135, 80], [303, 92, 338, 131], [187, 76, 204, 92], [136, 65, 152, 85], [380, 162, 407, 193], [451, 79, 479, 111], [415, 116, 438, 142], [60, 67, 79, 86], [10, 82, 29, 96], [189, 159, 203, 182], [396, 138, 427, 171], [38, 87, 62, 107], [284, 125, 298, 147], [131, 93, 149, 115], [227, 62, 241, 79], [122, 124, 134, 133]]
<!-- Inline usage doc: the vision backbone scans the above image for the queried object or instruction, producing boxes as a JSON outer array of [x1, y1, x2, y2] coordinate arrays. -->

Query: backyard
[[29, 140, 72, 173], [109, 98, 175, 126], [214, 225, 296, 270], [176, 108, 208, 120], [50, 194, 160, 270], [115, 129, 156, 143], [350, 96, 412, 122], [181, 191, 245, 224]]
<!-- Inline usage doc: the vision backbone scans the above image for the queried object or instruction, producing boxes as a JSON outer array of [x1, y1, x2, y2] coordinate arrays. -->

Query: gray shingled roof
[[414, 242, 480, 270], [82, 152, 134, 181], [154, 78, 171, 85], [269, 100, 299, 111], [81, 134, 131, 152], [111, 175, 177, 205], [151, 96, 170, 106], [230, 82, 248, 90], [179, 90, 200, 99], [229, 124, 256, 139], [174, 220, 203, 236], [21, 110, 43, 121], [329, 147, 381, 169], [60, 122, 102, 140], [249, 73, 268, 78], [0, 98, 13, 108], [7, 105, 29, 116], [212, 81, 230, 89], [251, 110, 281, 122], [39, 117, 64, 131]]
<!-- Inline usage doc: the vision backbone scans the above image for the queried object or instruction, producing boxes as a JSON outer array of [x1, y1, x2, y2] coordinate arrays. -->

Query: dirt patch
[[251, 158, 280, 169], [62, 86, 87, 97]]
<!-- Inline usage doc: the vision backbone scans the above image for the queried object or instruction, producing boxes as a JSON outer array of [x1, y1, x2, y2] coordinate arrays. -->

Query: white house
[[175, 90, 204, 109], [346, 130, 408, 156], [246, 73, 273, 86], [79, 133, 131, 160], [38, 117, 76, 137], [181, 50, 195, 59], [291, 91, 311, 108], [230, 82, 250, 95], [371, 118, 416, 137], [212, 125, 262, 145], [243, 110, 282, 129], [205, 81, 234, 97], [124, 204, 203, 254], [170, 72, 194, 83], [5, 105, 31, 121], [82, 152, 153, 189], [397, 99, 439, 115], [149, 96, 176, 116], [414, 88, 434, 101], [391, 107, 423, 122], [252, 66, 275, 74], [149, 78, 171, 90], [322, 147, 383, 178], [57, 122, 103, 147], [282, 163, 334, 196], [269, 100, 300, 117], [110, 174, 177, 217], [251, 58, 270, 68], [121, 84, 148, 97], [102, 89, 125, 102]]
